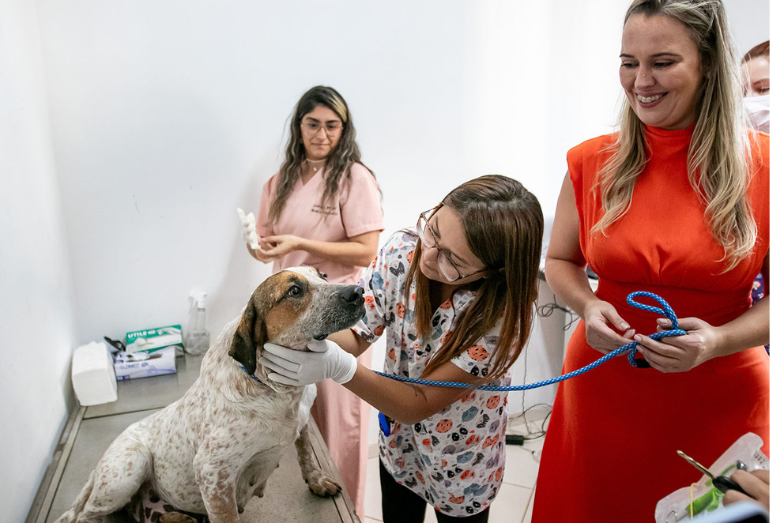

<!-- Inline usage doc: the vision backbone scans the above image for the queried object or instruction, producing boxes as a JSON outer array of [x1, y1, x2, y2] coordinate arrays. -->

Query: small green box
[[125, 324, 183, 354]]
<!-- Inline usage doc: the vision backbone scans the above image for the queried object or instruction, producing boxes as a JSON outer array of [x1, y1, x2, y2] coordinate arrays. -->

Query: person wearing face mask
[[743, 41, 768, 333], [246, 85, 383, 518], [743, 40, 769, 133], [260, 175, 544, 522], [533, 1, 769, 522]]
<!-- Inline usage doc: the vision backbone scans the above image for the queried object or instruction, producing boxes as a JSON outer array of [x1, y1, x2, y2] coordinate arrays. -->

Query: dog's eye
[[287, 285, 303, 298]]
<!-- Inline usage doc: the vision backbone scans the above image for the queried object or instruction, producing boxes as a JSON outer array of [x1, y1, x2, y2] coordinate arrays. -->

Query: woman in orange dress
[[533, 1, 769, 522]]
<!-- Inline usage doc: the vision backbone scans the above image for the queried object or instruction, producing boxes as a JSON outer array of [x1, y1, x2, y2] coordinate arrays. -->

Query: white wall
[[5, 0, 767, 518], [32, 0, 632, 347], [727, 0, 770, 57], [33, 0, 633, 460], [0, 1, 78, 521], [33, 0, 767, 348]]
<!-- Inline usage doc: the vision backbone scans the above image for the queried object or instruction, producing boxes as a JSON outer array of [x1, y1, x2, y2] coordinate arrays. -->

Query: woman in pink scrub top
[[248, 85, 384, 519]]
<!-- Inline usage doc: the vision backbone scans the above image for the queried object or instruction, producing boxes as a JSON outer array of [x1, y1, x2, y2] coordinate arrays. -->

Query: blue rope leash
[[374, 291, 686, 392], [241, 365, 264, 384]]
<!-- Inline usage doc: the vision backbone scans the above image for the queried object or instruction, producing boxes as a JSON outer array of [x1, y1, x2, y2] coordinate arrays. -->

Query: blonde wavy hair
[[595, 0, 756, 271]]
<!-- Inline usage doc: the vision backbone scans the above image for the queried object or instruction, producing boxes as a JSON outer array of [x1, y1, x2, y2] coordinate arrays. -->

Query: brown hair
[[743, 40, 769, 62], [267, 86, 378, 225], [405, 175, 543, 382]]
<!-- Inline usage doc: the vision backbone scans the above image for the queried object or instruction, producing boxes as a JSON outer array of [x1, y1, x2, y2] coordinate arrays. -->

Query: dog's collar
[[240, 365, 264, 384]]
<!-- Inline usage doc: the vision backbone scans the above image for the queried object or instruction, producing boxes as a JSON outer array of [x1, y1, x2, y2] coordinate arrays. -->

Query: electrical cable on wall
[[506, 292, 568, 446], [509, 285, 591, 446], [536, 294, 579, 332]]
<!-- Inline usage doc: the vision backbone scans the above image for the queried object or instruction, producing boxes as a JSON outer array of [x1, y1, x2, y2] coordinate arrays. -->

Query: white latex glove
[[261, 339, 357, 386], [237, 208, 260, 249]]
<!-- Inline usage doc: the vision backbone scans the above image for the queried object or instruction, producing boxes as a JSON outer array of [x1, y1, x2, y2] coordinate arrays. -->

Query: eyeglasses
[[301, 120, 343, 136], [416, 205, 487, 282]]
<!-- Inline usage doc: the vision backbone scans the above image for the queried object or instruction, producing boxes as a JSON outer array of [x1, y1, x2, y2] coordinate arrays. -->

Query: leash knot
[[624, 292, 687, 367]]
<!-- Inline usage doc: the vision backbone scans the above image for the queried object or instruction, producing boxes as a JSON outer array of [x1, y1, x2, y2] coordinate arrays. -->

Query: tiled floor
[[362, 412, 548, 523]]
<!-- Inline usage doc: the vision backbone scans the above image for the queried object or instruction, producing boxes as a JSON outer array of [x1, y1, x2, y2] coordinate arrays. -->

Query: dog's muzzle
[[338, 285, 364, 308], [312, 285, 366, 341]]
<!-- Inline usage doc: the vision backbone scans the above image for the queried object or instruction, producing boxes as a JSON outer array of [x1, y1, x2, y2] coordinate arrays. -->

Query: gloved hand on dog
[[261, 339, 358, 386], [237, 208, 260, 249]]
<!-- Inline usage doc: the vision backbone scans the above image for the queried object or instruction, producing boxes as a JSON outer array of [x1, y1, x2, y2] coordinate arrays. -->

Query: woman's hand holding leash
[[582, 299, 636, 354], [261, 339, 357, 386], [633, 317, 721, 373]]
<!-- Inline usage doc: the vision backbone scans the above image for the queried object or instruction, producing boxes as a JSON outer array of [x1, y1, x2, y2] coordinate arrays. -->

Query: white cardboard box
[[114, 346, 177, 380]]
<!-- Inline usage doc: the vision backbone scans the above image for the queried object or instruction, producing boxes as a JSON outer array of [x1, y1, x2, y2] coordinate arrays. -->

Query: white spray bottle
[[185, 290, 210, 355]]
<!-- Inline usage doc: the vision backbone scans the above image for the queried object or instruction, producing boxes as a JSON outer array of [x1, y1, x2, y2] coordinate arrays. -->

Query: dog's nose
[[338, 285, 364, 305]]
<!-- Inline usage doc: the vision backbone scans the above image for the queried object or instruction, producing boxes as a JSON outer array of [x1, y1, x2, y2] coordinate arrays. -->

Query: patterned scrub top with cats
[[352, 231, 511, 517]]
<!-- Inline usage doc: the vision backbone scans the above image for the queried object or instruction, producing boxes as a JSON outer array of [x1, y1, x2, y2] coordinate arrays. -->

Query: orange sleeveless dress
[[532, 125, 769, 523]]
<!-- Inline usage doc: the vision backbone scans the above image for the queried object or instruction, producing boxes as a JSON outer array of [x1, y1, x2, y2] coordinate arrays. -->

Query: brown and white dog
[[55, 267, 365, 523]]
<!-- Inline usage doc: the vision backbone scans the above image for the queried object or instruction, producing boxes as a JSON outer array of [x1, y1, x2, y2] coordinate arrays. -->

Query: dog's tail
[[52, 470, 95, 523]]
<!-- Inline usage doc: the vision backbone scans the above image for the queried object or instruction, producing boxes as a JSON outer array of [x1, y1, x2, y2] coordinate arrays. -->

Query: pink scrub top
[[256, 162, 384, 284]]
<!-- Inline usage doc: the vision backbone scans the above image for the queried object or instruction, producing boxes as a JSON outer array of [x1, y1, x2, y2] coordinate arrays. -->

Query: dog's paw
[[253, 481, 267, 498], [305, 471, 342, 497]]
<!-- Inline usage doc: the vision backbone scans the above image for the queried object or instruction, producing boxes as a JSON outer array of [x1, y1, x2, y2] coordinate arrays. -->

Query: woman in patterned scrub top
[[262, 175, 544, 522]]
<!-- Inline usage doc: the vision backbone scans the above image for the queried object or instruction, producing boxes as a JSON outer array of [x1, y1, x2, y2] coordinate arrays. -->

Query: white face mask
[[745, 94, 770, 134]]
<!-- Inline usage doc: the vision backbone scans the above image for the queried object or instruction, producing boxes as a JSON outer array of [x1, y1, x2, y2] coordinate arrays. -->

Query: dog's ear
[[229, 297, 267, 375]]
